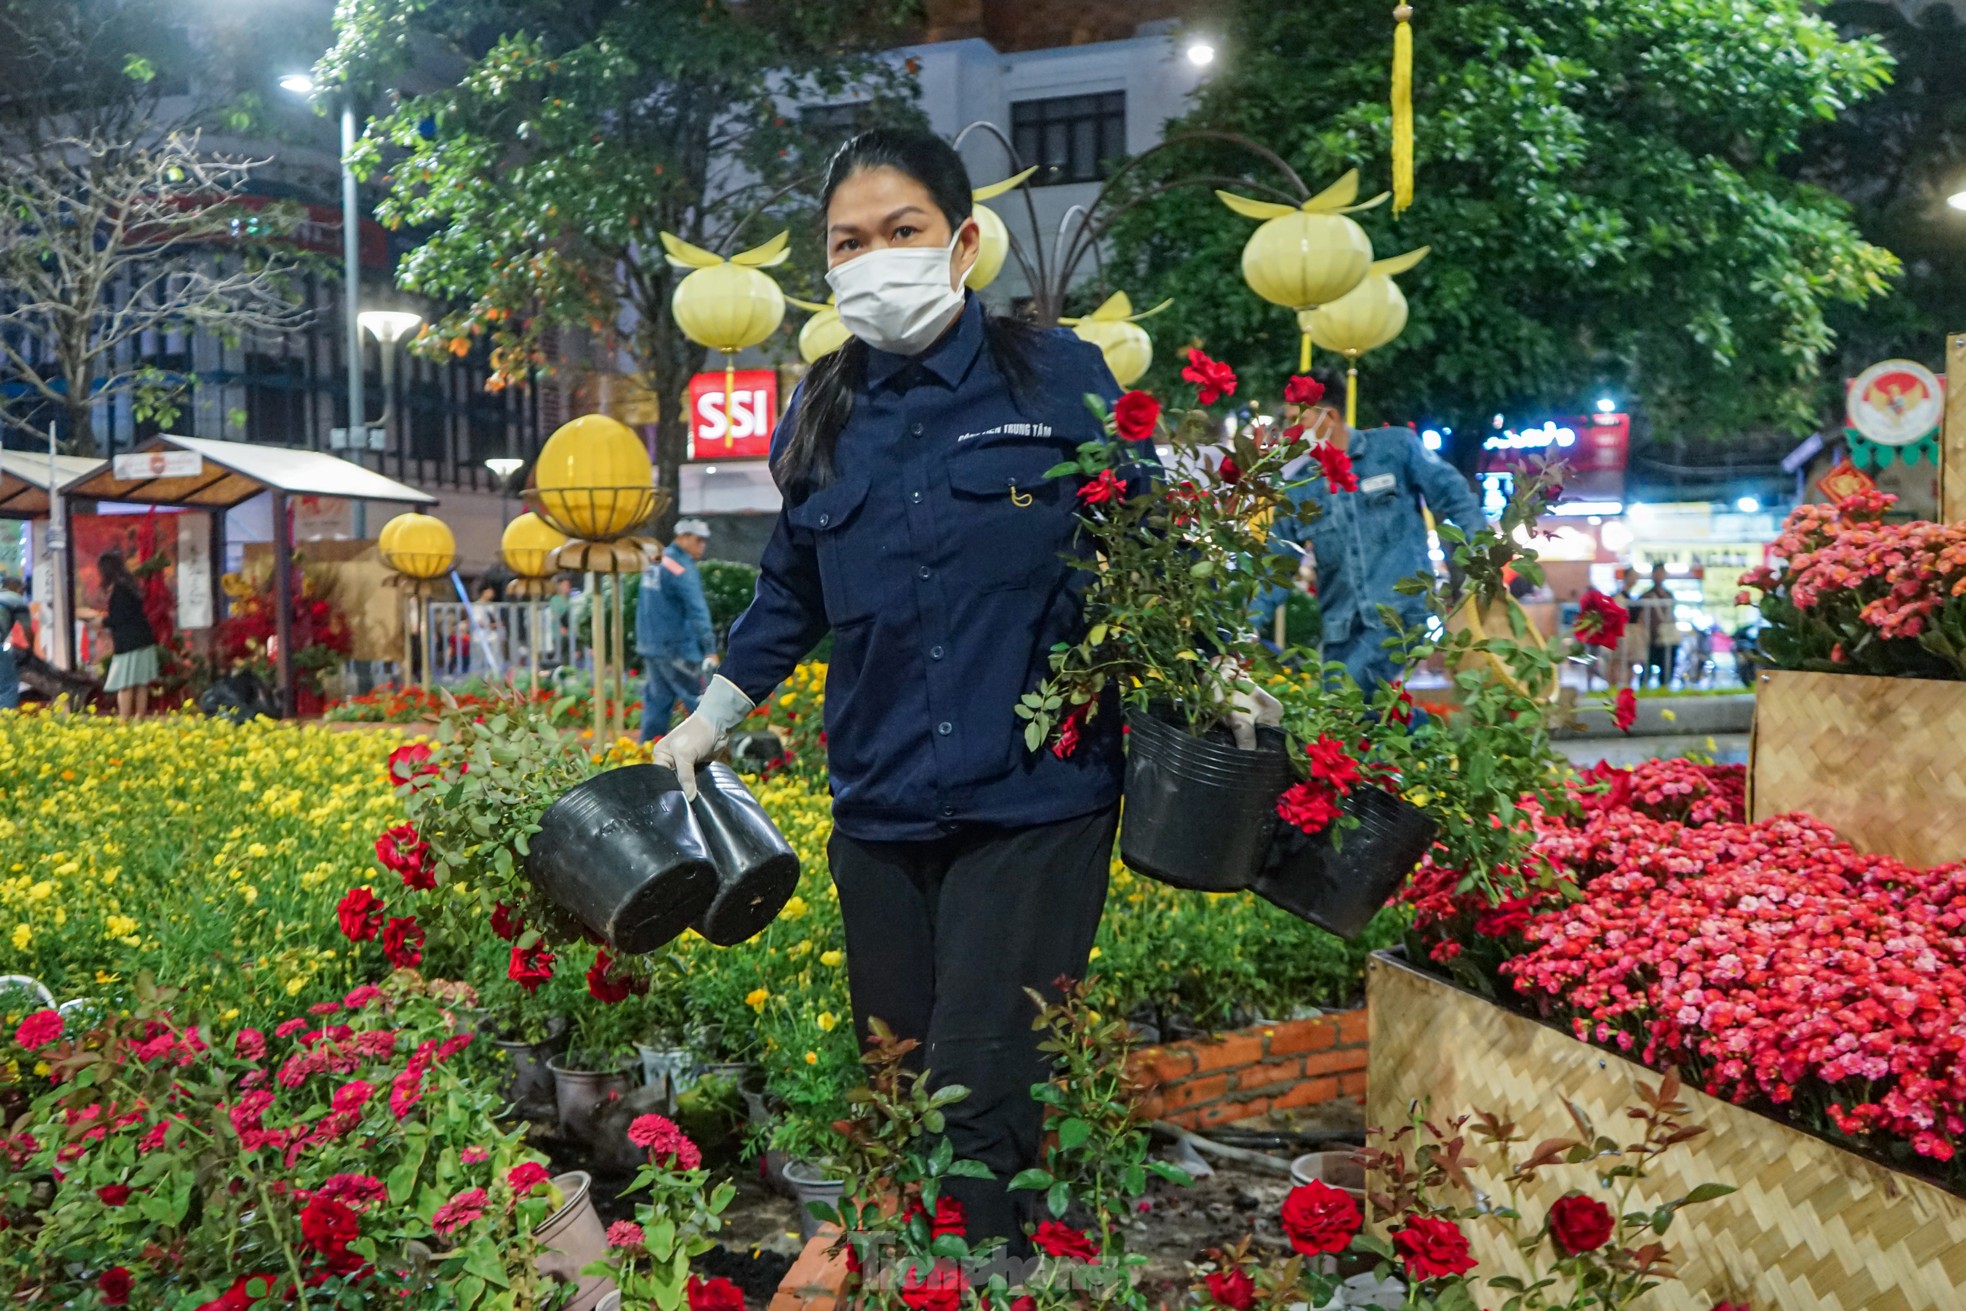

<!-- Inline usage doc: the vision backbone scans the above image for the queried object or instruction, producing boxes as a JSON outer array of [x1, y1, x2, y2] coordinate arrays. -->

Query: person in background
[[1607, 564, 1645, 690], [98, 551, 159, 720], [471, 581, 505, 676], [0, 573, 29, 710], [636, 517, 717, 740], [1267, 366, 1487, 694], [1637, 562, 1680, 688], [547, 575, 578, 664]]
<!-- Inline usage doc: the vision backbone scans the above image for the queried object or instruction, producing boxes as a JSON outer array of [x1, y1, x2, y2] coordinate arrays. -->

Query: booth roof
[[0, 450, 108, 518], [61, 435, 438, 511]]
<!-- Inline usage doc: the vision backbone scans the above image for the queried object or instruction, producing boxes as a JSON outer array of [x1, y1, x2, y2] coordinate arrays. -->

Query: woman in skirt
[[98, 551, 159, 719]]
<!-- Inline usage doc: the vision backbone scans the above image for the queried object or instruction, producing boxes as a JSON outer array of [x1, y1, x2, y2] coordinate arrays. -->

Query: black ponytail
[[776, 127, 1043, 490]]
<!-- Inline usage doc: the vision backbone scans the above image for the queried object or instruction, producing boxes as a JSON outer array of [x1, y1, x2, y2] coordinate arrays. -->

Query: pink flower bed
[[1405, 758, 1966, 1187]]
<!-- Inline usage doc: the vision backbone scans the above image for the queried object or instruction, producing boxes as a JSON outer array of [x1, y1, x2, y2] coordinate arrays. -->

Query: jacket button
[[940, 804, 956, 817], [918, 566, 931, 580], [911, 422, 924, 436], [929, 645, 945, 660], [937, 721, 953, 736], [911, 491, 922, 503], [818, 513, 830, 527]]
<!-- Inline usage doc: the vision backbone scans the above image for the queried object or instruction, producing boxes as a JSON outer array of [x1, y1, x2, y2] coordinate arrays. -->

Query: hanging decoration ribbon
[[1392, 4, 1415, 214]]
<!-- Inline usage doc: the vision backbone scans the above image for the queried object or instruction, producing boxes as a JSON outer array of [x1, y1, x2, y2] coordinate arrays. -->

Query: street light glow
[[359, 310, 424, 344], [1421, 428, 1443, 451], [1596, 397, 1616, 413], [1950, 189, 1966, 212], [279, 73, 315, 95], [1736, 496, 1760, 514], [484, 457, 525, 479], [1185, 40, 1216, 67]]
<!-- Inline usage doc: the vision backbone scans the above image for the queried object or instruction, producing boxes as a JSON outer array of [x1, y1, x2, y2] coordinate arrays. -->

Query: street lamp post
[[359, 311, 425, 482]]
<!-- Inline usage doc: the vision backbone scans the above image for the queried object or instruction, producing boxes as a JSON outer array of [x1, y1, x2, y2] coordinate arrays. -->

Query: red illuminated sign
[[687, 370, 779, 460]]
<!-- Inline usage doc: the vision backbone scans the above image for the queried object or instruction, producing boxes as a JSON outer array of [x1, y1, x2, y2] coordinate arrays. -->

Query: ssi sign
[[687, 369, 778, 460]]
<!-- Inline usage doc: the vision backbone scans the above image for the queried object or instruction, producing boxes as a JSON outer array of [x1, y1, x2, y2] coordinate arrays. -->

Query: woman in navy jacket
[[653, 129, 1131, 1248]]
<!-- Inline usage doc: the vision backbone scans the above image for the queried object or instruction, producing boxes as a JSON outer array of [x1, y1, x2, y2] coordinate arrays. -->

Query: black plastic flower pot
[[526, 764, 721, 954], [1118, 708, 1294, 892], [1253, 785, 1439, 939], [688, 764, 802, 947]]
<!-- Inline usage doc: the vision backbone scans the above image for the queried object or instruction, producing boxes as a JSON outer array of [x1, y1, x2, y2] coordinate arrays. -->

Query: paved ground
[[1558, 732, 1749, 767]]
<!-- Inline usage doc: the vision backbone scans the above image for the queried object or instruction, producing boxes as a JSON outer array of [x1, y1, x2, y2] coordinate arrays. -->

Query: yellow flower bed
[[0, 710, 396, 1019]]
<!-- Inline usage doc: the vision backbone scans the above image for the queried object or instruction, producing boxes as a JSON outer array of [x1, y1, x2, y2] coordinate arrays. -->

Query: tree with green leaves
[[321, 0, 923, 527], [1106, 0, 1900, 467]]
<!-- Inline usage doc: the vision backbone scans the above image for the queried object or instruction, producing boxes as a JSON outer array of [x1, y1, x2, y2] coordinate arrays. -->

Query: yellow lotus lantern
[[1306, 246, 1429, 426], [786, 295, 852, 364], [664, 228, 790, 425], [1217, 170, 1387, 372], [377, 512, 455, 580], [500, 512, 568, 579], [532, 414, 657, 541], [1060, 291, 1174, 388], [965, 167, 1034, 292]]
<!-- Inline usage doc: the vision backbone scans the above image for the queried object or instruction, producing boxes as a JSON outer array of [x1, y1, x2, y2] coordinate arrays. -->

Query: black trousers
[[828, 804, 1118, 1250]]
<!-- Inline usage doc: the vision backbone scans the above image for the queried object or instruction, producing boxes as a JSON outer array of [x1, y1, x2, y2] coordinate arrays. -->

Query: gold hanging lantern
[[664, 230, 789, 438], [500, 512, 568, 579], [964, 168, 1034, 291], [1306, 246, 1429, 426], [1060, 291, 1174, 388], [531, 414, 658, 541], [1218, 170, 1387, 372], [787, 295, 852, 364], [378, 512, 455, 580]]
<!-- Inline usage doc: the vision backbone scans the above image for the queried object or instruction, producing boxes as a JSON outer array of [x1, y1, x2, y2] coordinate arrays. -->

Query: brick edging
[[768, 1227, 848, 1311], [1129, 1009, 1368, 1130]]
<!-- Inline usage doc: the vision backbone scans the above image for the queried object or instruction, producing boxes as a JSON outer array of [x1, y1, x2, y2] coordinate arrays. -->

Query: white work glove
[[698, 653, 721, 679], [1211, 657, 1283, 750], [649, 675, 755, 801]]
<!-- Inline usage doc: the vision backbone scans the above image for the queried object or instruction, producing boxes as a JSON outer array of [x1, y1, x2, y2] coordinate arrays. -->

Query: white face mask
[[825, 228, 971, 356]]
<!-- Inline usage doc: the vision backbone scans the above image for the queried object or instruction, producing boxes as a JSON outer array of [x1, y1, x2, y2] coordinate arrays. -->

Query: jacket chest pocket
[[786, 474, 883, 626], [944, 441, 1073, 593]]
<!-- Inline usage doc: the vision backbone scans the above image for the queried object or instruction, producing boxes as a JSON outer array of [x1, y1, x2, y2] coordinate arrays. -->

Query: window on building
[[1011, 92, 1125, 186], [244, 351, 308, 445]]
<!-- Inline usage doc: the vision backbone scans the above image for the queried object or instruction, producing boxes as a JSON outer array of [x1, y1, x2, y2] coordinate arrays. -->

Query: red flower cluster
[[1283, 374, 1326, 407], [1573, 590, 1629, 650], [1031, 1219, 1100, 1261], [1181, 348, 1238, 406], [1613, 687, 1637, 734], [1547, 1194, 1614, 1254], [1279, 1180, 1362, 1255], [688, 1275, 746, 1311], [508, 943, 556, 992], [1310, 439, 1359, 494], [375, 824, 434, 890], [1275, 735, 1363, 835], [627, 1113, 703, 1170], [1077, 467, 1127, 508], [1392, 1214, 1476, 1280], [585, 948, 648, 1004], [335, 888, 385, 943]]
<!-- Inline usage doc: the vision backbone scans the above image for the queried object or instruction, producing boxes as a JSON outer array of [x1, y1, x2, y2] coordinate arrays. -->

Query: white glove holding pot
[[649, 675, 755, 801], [1212, 657, 1283, 751]]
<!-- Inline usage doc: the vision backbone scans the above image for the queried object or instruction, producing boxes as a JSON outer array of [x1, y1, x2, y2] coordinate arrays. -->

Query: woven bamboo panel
[[1749, 669, 1966, 868], [1367, 953, 1966, 1311]]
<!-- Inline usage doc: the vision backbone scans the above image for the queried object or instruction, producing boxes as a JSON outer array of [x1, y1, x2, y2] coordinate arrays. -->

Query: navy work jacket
[[722, 295, 1129, 841]]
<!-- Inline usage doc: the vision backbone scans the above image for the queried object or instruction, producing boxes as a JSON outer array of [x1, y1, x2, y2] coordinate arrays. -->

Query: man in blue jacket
[[1265, 370, 1486, 693], [637, 518, 718, 740]]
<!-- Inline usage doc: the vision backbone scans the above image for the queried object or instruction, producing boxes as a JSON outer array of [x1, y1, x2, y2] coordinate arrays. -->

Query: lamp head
[[358, 310, 425, 345]]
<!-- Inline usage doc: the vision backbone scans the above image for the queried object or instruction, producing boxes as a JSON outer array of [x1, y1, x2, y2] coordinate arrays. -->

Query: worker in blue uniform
[[1264, 369, 1486, 693], [636, 517, 717, 740], [650, 129, 1274, 1252]]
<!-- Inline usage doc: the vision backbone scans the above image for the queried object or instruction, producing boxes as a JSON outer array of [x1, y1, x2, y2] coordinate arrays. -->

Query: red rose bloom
[[1284, 374, 1326, 406], [1392, 1214, 1476, 1281], [1311, 440, 1358, 493], [1218, 455, 1243, 485], [1182, 348, 1238, 406], [1277, 780, 1343, 835], [585, 948, 644, 1004], [386, 742, 438, 786], [1573, 590, 1630, 650], [299, 1195, 359, 1257], [507, 943, 556, 992], [96, 1184, 132, 1207], [1113, 389, 1162, 441], [1279, 1180, 1362, 1256], [336, 887, 384, 943], [381, 916, 424, 969], [14, 1008, 63, 1050], [897, 1264, 965, 1311], [376, 824, 434, 890], [490, 902, 524, 941], [1304, 735, 1361, 791], [687, 1275, 748, 1311], [1050, 705, 1085, 761], [1613, 687, 1638, 734], [930, 1195, 966, 1238], [1077, 467, 1126, 507], [1032, 1219, 1100, 1262], [1548, 1193, 1615, 1254], [1204, 1267, 1256, 1311], [98, 1267, 132, 1306]]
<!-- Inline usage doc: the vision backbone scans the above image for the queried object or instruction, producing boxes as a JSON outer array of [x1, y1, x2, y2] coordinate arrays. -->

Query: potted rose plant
[[582, 1114, 737, 1311], [1018, 354, 1347, 891]]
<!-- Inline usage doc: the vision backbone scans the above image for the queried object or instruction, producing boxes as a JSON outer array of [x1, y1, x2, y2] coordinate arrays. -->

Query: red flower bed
[[1405, 758, 1966, 1187]]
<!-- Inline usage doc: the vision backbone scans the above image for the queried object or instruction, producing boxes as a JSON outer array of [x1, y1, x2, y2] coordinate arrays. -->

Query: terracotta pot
[[534, 1170, 616, 1311], [548, 1051, 636, 1144], [484, 1014, 569, 1111]]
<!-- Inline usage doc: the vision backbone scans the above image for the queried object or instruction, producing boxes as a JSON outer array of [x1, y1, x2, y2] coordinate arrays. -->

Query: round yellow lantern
[[788, 295, 852, 364], [664, 228, 789, 442], [964, 168, 1033, 292], [378, 512, 455, 580], [1217, 170, 1387, 371], [501, 512, 569, 579], [532, 414, 656, 540], [1060, 291, 1174, 388], [1307, 246, 1429, 425]]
